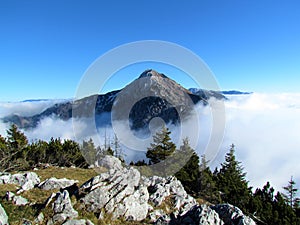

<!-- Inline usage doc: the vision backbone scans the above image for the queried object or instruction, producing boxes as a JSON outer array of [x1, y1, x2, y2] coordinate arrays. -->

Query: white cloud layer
[[0, 93, 300, 192]]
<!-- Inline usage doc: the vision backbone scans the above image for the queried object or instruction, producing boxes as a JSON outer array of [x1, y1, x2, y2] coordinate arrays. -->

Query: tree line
[[0, 124, 123, 171], [142, 125, 300, 225], [0, 124, 299, 224]]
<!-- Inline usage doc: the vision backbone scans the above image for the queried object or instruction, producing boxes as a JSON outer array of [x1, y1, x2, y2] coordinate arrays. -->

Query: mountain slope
[[2, 69, 225, 130]]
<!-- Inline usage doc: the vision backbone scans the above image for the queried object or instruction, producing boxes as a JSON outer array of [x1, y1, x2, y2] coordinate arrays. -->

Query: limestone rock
[[0, 203, 9, 225], [183, 205, 224, 225], [79, 166, 149, 221], [48, 190, 78, 224], [154, 204, 224, 225], [144, 176, 197, 216], [212, 204, 256, 225], [95, 155, 122, 170], [0, 173, 11, 184], [5, 172, 40, 193], [38, 177, 78, 190], [5, 191, 29, 206], [114, 185, 149, 221], [62, 219, 94, 225]]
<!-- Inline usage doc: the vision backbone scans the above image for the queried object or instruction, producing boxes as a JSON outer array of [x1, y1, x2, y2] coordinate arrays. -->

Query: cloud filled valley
[[0, 93, 300, 192]]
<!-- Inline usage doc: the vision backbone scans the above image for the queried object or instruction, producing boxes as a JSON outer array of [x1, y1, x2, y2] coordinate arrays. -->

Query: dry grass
[[32, 166, 99, 185], [196, 197, 212, 206]]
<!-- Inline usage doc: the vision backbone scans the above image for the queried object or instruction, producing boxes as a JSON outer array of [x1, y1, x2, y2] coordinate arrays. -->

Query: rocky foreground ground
[[0, 156, 256, 225]]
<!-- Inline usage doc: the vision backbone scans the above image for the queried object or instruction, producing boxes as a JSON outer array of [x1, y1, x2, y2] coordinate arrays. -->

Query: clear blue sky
[[1, 0, 299, 101]]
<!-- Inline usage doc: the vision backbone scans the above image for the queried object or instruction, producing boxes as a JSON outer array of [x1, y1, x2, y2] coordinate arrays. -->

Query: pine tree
[[282, 176, 300, 210], [216, 144, 251, 211], [146, 125, 176, 164]]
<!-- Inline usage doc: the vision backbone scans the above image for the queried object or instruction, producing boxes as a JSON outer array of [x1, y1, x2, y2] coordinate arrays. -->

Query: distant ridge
[[189, 88, 252, 96], [221, 90, 252, 95]]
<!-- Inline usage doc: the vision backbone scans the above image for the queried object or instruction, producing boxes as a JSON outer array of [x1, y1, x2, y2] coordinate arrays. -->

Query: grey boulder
[[9, 172, 40, 193], [95, 155, 122, 170], [47, 190, 78, 225], [0, 203, 9, 225], [5, 191, 29, 206], [62, 219, 94, 225], [38, 177, 78, 190]]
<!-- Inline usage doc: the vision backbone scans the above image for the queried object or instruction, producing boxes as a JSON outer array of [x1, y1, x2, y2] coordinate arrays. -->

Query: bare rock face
[[78, 156, 198, 222], [47, 190, 78, 225], [0, 203, 9, 225], [38, 177, 78, 190], [78, 166, 148, 221], [143, 176, 197, 217]]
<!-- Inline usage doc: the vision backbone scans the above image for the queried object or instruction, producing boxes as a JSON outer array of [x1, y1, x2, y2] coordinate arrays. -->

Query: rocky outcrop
[[154, 203, 257, 225], [211, 204, 256, 225], [143, 176, 197, 217], [0, 156, 256, 225], [38, 177, 78, 190], [78, 165, 149, 221], [0, 172, 40, 193], [47, 190, 78, 225], [155, 204, 224, 225], [0, 203, 9, 225], [77, 156, 256, 224], [5, 191, 29, 206]]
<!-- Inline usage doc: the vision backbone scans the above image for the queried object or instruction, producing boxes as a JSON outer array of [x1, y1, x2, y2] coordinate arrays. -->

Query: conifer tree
[[282, 176, 300, 210], [81, 138, 97, 165], [216, 144, 251, 211], [198, 154, 220, 203], [7, 124, 28, 151], [175, 138, 200, 194], [146, 125, 176, 164]]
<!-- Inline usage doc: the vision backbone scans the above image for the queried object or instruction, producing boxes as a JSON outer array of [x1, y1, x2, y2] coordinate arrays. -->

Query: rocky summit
[[0, 156, 256, 225]]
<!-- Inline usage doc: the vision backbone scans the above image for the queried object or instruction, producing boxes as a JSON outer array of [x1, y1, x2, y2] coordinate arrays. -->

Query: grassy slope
[[0, 167, 99, 225], [0, 167, 156, 225]]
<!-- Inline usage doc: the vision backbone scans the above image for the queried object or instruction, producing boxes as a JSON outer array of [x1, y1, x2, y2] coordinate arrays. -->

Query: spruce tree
[[216, 144, 251, 211], [146, 125, 176, 164], [282, 176, 300, 210], [6, 124, 28, 151]]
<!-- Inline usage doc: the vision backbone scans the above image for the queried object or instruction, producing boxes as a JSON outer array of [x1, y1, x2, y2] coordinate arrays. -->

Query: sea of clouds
[[0, 93, 300, 192]]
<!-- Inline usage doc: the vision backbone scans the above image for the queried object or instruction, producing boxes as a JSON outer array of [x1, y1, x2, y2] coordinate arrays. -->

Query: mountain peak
[[138, 69, 168, 79]]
